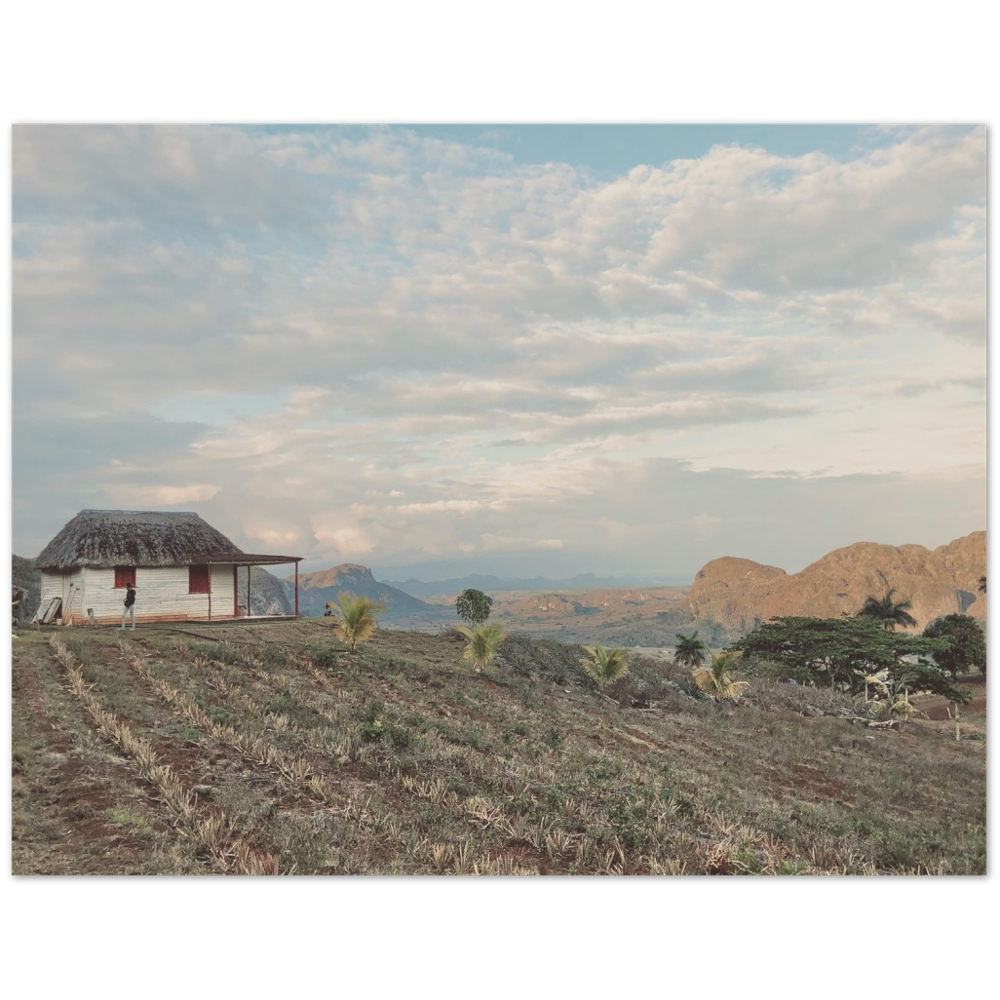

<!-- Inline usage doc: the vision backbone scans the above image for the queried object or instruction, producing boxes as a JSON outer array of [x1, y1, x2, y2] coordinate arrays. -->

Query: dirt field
[[10, 621, 987, 875]]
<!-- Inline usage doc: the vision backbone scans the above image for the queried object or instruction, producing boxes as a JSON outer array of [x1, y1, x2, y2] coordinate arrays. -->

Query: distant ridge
[[284, 563, 445, 621], [384, 570, 684, 598]]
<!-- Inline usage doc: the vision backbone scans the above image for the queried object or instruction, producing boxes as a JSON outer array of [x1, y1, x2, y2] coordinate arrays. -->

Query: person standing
[[120, 582, 137, 631]]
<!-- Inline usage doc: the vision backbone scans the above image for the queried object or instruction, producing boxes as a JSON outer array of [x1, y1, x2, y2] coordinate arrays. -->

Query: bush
[[312, 647, 342, 669]]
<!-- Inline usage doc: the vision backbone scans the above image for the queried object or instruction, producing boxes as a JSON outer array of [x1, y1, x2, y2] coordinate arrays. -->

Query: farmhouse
[[35, 510, 302, 625]]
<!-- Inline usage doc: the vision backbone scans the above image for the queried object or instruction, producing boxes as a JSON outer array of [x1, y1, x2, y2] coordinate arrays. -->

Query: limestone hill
[[285, 563, 443, 622], [689, 531, 986, 639]]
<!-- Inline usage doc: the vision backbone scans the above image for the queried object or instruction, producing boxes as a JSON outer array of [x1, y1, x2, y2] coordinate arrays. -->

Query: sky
[[10, 123, 986, 581]]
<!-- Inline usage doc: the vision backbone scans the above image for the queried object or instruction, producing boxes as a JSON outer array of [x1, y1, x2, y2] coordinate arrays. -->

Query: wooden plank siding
[[40, 565, 244, 625]]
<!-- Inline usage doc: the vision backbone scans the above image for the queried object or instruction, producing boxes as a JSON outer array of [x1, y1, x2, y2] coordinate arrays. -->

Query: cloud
[[114, 483, 220, 506], [11, 125, 986, 577]]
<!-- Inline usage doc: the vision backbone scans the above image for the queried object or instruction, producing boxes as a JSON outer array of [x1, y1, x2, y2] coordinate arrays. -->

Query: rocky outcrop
[[689, 532, 986, 639], [241, 567, 292, 617], [284, 563, 440, 620]]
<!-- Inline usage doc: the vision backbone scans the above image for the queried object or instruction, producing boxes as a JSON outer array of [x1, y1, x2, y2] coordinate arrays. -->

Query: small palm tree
[[456, 623, 506, 672], [856, 588, 917, 631], [693, 650, 750, 703], [674, 631, 708, 668], [325, 593, 385, 653], [579, 644, 630, 689]]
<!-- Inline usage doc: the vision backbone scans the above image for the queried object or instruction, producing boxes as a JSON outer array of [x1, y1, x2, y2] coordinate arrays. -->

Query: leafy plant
[[674, 631, 708, 668], [578, 644, 630, 689], [692, 650, 750, 702], [456, 589, 494, 626], [324, 592, 386, 653], [456, 622, 506, 672], [361, 718, 385, 743]]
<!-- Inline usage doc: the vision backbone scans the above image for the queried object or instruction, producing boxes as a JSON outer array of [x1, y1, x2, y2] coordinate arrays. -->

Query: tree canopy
[[733, 616, 951, 693], [674, 631, 708, 668], [855, 588, 917, 631], [923, 614, 986, 677], [455, 588, 494, 626]]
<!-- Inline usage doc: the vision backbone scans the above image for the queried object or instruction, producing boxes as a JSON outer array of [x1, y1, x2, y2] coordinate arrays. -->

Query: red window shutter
[[115, 567, 136, 588], [189, 565, 211, 594]]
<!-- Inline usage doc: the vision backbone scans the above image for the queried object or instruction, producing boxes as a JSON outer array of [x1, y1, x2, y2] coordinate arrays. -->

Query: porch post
[[233, 564, 238, 617], [208, 562, 212, 621], [295, 561, 300, 618]]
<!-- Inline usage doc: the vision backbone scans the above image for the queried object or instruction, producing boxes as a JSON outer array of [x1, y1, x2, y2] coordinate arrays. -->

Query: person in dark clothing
[[120, 582, 137, 631]]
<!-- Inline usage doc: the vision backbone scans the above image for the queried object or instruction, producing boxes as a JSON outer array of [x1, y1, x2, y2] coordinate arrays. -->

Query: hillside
[[690, 532, 986, 639], [284, 563, 447, 624], [12, 554, 40, 623], [11, 621, 985, 874], [488, 586, 727, 646]]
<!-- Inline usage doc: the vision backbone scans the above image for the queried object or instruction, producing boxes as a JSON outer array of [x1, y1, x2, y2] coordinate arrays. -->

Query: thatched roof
[[37, 510, 244, 570]]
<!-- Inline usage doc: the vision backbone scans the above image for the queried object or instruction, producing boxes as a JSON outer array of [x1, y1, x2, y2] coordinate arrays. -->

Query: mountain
[[689, 532, 986, 639], [283, 563, 446, 623], [384, 570, 682, 597]]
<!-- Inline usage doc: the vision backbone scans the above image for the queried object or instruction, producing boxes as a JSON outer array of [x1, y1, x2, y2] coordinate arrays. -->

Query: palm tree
[[456, 623, 506, 672], [692, 650, 750, 703], [855, 588, 917, 631], [578, 644, 630, 689], [674, 631, 708, 668], [325, 593, 386, 653]]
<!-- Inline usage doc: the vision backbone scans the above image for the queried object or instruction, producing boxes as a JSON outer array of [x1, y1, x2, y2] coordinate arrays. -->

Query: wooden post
[[295, 561, 299, 618], [233, 564, 238, 617], [954, 702, 960, 742]]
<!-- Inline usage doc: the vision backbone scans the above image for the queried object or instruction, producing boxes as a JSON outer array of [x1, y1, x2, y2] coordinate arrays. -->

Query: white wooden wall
[[41, 565, 238, 624], [39, 570, 82, 622]]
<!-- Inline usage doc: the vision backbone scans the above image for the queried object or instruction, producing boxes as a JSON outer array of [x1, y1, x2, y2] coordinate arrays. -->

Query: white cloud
[[11, 125, 986, 576], [114, 483, 220, 505]]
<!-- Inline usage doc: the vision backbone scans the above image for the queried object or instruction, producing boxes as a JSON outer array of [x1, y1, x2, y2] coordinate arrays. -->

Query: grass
[[10, 621, 986, 875]]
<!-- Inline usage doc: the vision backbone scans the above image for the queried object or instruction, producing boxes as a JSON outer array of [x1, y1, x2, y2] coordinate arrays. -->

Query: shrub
[[579, 644, 630, 689]]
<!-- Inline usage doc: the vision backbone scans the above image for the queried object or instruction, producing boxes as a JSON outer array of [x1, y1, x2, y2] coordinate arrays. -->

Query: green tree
[[693, 650, 750, 702], [456, 622, 506, 672], [674, 631, 708, 667], [578, 644, 630, 689], [923, 614, 986, 677], [324, 593, 386, 653], [734, 616, 947, 692], [855, 588, 917, 631], [455, 588, 494, 626]]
